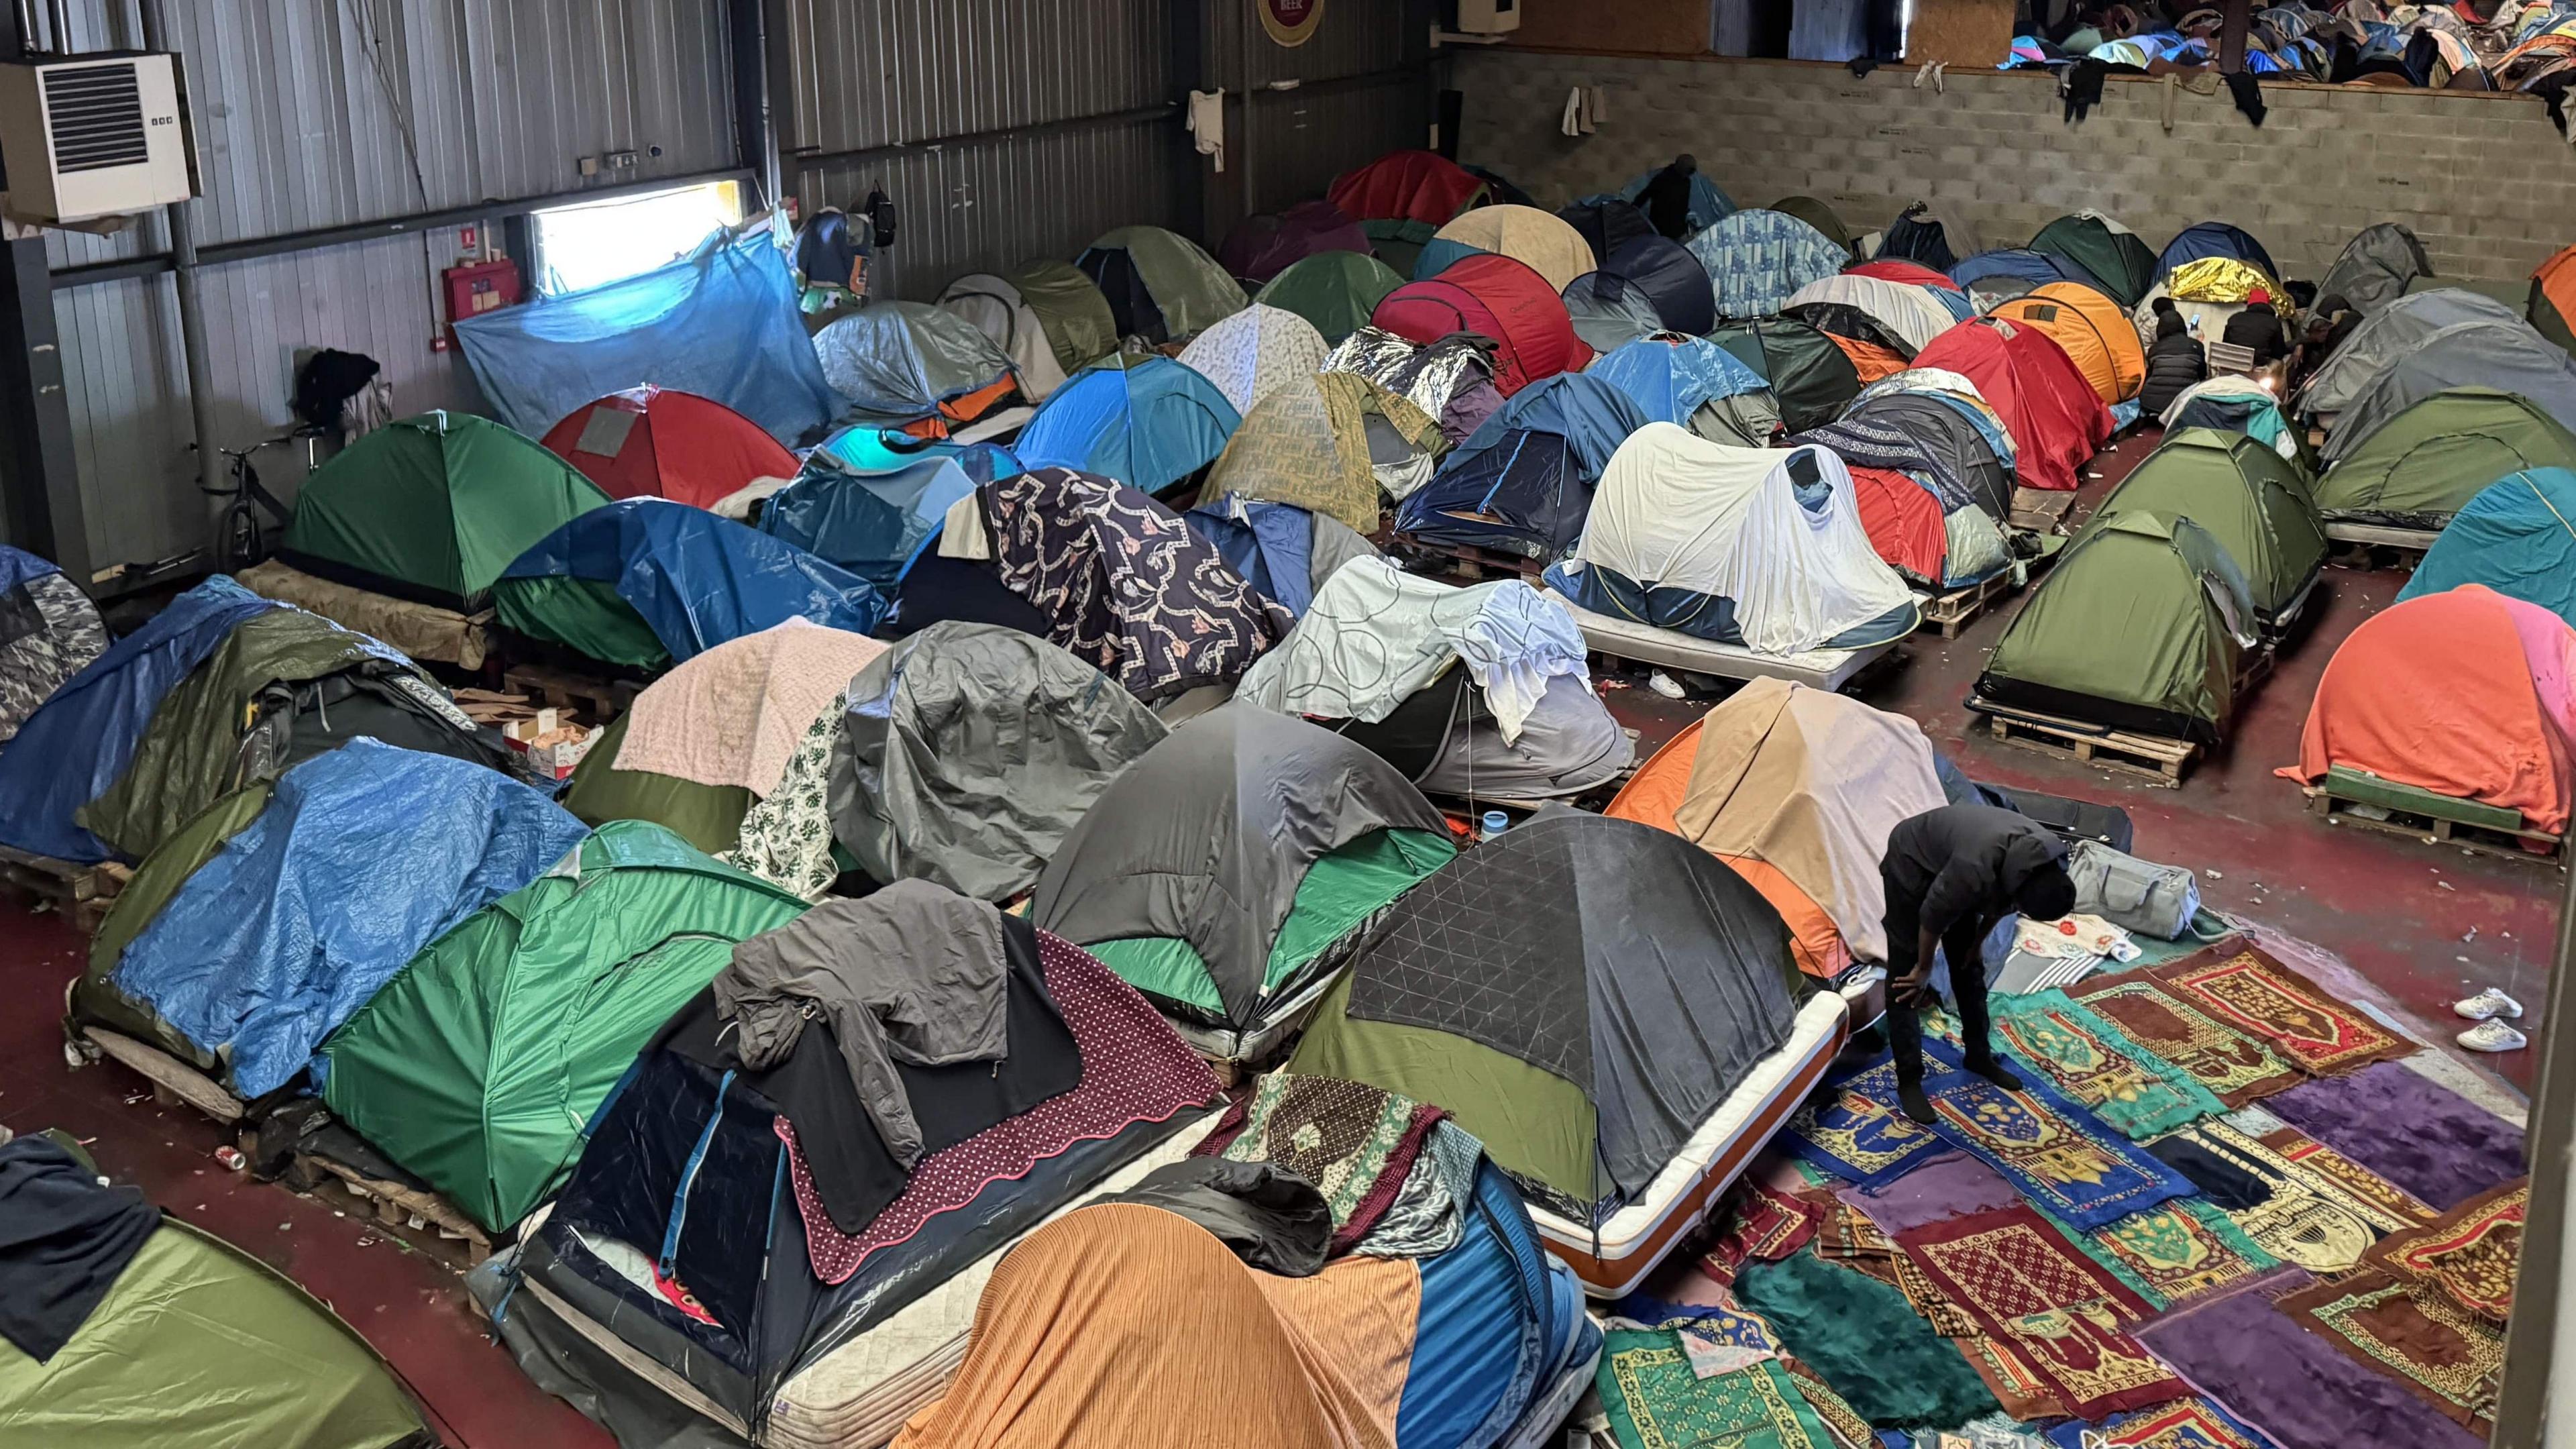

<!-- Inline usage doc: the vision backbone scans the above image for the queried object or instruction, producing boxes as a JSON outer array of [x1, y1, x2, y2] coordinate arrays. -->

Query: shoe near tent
[[2322, 318, 2576, 465], [827, 622, 1165, 902], [1372, 252, 1591, 396], [280, 411, 612, 612], [2295, 287, 2525, 420], [757, 453, 978, 588], [1706, 318, 1864, 434], [1606, 677, 1947, 979], [539, 386, 800, 516], [1587, 333, 1779, 447], [0, 1203, 433, 1449], [1976, 511, 2263, 745], [2532, 243, 2576, 354], [2319, 223, 2434, 317], [1430, 205, 1597, 294], [1542, 427, 1919, 653], [2316, 386, 2576, 528], [812, 301, 1020, 431], [317, 818, 805, 1232], [76, 602, 519, 864], [1032, 701, 1456, 1061], [1012, 354, 1241, 496], [1176, 303, 1331, 417], [2028, 212, 2160, 308], [2083, 428, 2327, 630], [1075, 226, 1248, 345], [1394, 372, 1648, 562], [1770, 195, 1858, 257], [1912, 317, 2113, 492], [936, 273, 1071, 402], [1989, 281, 2147, 404], [2156, 221, 2280, 287], [0, 544, 104, 744], [496, 498, 885, 672], [1947, 247, 2100, 309], [2281, 583, 2576, 835], [1560, 235, 1718, 340], [1185, 492, 1381, 619], [1216, 198, 1371, 285], [998, 258, 1120, 376], [1199, 369, 1442, 533], [2400, 468, 2576, 629], [1255, 248, 1407, 345], [1686, 209, 1851, 322], [1783, 273, 1956, 356]]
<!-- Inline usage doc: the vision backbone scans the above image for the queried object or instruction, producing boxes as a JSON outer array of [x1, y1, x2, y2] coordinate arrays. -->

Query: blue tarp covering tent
[[2399, 469, 2576, 627], [498, 499, 885, 667], [1011, 356, 1240, 494], [757, 455, 977, 588], [1396, 374, 1650, 561], [2157, 222, 2278, 285], [456, 228, 837, 446], [1561, 235, 1717, 337], [0, 576, 279, 864], [1587, 335, 1770, 429], [1947, 248, 2096, 303], [109, 739, 589, 1098]]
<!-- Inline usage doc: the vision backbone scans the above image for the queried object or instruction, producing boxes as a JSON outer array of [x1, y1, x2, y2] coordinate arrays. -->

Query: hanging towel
[[1187, 89, 1226, 171], [1560, 87, 1585, 138]]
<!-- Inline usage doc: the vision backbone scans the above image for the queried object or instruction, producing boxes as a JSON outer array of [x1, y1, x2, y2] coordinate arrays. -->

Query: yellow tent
[[1430, 205, 1597, 293], [1994, 282, 2147, 403]]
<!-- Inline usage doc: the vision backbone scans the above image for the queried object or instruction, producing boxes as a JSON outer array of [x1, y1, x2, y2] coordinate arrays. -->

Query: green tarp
[[1081, 226, 1248, 341], [281, 411, 610, 610], [1256, 250, 1407, 345], [72, 782, 273, 1070], [492, 573, 670, 672], [2029, 214, 2159, 309], [2086, 428, 2326, 627], [2316, 386, 2576, 527], [558, 714, 751, 855], [318, 820, 805, 1231], [0, 1220, 428, 1448], [1003, 259, 1120, 375]]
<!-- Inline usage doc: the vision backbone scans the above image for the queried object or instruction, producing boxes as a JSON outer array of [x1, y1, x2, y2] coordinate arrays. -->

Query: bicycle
[[196, 434, 299, 574]]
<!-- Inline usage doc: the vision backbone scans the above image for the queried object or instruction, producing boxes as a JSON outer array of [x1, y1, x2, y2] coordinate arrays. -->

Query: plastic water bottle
[[1480, 810, 1509, 843]]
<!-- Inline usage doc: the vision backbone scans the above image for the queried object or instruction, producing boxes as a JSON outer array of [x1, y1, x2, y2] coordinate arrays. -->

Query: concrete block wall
[[1452, 50, 2576, 284]]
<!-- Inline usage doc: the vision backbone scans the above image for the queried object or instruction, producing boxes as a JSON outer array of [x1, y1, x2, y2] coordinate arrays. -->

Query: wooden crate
[[2306, 770, 2564, 865], [297, 1152, 492, 1254], [1399, 536, 1550, 584], [2322, 521, 2436, 571], [1977, 708, 2200, 786], [0, 845, 127, 934], [1919, 570, 2020, 640], [2007, 486, 2079, 534], [499, 663, 641, 725]]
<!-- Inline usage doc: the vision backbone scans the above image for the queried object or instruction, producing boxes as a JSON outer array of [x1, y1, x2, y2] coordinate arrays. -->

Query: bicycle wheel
[[221, 498, 266, 572]]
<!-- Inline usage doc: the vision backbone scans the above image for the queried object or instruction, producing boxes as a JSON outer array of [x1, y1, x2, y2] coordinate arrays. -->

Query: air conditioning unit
[[0, 52, 198, 225], [1456, 0, 1523, 34]]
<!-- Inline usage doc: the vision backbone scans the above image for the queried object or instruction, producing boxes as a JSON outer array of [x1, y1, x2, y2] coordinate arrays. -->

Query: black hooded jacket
[[1882, 804, 2071, 939]]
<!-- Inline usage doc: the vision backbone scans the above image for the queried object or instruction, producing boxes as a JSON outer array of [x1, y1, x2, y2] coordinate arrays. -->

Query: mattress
[[235, 557, 494, 669], [1542, 590, 1897, 691], [1529, 991, 1849, 1297], [763, 1112, 1224, 1448]]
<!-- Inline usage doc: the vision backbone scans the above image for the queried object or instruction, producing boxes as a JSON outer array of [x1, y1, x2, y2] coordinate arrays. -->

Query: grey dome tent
[[2322, 317, 2576, 464], [1560, 235, 1717, 338], [812, 301, 1018, 422], [2296, 289, 2528, 419], [1031, 700, 1456, 1062], [828, 622, 1169, 902], [2316, 223, 2433, 316]]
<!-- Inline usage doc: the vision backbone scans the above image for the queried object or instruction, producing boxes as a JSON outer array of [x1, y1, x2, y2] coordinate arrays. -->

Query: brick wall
[[1452, 50, 2575, 284]]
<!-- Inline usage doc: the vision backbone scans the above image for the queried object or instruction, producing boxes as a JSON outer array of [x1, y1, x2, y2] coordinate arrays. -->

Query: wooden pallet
[[1399, 535, 1550, 584], [297, 1152, 492, 1253], [1919, 570, 2020, 640], [499, 663, 642, 725], [2322, 521, 2436, 571], [0, 845, 126, 934], [2008, 486, 2080, 534], [2306, 773, 2565, 865], [81, 1027, 246, 1122], [1977, 709, 2201, 786]]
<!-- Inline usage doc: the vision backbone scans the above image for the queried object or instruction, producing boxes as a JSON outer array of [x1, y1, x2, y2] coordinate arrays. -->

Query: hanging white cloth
[[1187, 89, 1226, 171]]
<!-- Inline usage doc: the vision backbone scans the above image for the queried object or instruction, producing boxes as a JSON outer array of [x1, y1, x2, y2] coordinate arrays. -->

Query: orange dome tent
[[1992, 282, 2146, 403], [2532, 243, 2576, 355], [541, 386, 799, 515], [2279, 584, 2576, 837]]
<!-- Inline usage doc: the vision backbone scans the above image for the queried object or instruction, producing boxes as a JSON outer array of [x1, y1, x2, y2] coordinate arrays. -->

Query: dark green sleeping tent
[[2029, 213, 2159, 309], [1709, 318, 1862, 434], [2315, 386, 2576, 529], [1256, 250, 1407, 345], [1975, 512, 2261, 745], [2084, 428, 2327, 630], [1002, 258, 1120, 376], [281, 411, 611, 610], [1772, 195, 1857, 258], [317, 820, 807, 1231], [557, 712, 752, 855]]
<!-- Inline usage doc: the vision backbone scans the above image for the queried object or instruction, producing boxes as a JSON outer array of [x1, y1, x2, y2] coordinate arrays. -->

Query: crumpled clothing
[[2226, 70, 2267, 126], [2015, 912, 2141, 963], [720, 687, 847, 900], [1350, 1119, 1484, 1260]]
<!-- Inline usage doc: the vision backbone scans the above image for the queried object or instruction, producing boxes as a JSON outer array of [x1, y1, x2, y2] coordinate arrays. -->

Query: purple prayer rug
[[2263, 1062, 2524, 1213]]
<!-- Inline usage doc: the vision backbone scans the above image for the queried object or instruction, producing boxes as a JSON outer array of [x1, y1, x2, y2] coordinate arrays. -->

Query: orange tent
[[1847, 464, 1949, 585], [2278, 584, 2576, 835], [1822, 332, 1908, 385], [2532, 244, 2576, 356], [1992, 282, 2145, 403]]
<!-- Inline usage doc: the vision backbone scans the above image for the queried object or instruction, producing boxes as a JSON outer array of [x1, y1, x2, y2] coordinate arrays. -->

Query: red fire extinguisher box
[[442, 258, 522, 342]]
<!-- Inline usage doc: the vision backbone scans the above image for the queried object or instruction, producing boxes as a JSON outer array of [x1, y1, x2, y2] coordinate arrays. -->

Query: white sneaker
[[1647, 671, 1687, 700], [2455, 988, 2525, 1022], [2457, 1020, 2528, 1053]]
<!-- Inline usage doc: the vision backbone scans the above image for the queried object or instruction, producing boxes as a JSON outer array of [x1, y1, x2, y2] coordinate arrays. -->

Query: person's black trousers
[[1880, 874, 2000, 1092]]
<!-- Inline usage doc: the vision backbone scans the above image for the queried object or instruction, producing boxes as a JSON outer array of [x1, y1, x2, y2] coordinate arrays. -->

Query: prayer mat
[[2150, 946, 2413, 1077], [1608, 1287, 1782, 1368], [2051, 1196, 2278, 1310], [1735, 1250, 2002, 1430], [2146, 1119, 2415, 1273], [2135, 1269, 2486, 1449], [2276, 1269, 2503, 1432], [2262, 1062, 2525, 1213], [1957, 1332, 2067, 1422], [1811, 1193, 1897, 1259], [1896, 1205, 2184, 1418], [1990, 989, 2226, 1139], [2259, 1127, 2438, 1228], [1890, 1250, 1983, 1338], [2039, 1399, 2273, 1449], [2364, 1177, 2526, 1324], [2069, 973, 2304, 1108], [1706, 1159, 1827, 1280], [1917, 1042, 2194, 1232], [1785, 1061, 1949, 1189], [1598, 1330, 1837, 1449], [1839, 1152, 2025, 1238], [1201, 1071, 1448, 1253], [1779, 1357, 1876, 1449]]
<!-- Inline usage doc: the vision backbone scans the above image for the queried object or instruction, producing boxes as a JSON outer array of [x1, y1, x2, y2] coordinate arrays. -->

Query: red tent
[[1847, 465, 1949, 584], [1911, 318, 2110, 492], [540, 386, 798, 511], [2280, 584, 2576, 835], [1368, 253, 1589, 396], [1328, 150, 1487, 227], [1846, 258, 1963, 291]]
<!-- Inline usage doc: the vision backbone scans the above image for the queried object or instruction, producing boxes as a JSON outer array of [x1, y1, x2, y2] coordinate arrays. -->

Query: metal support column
[[136, 0, 224, 521], [729, 0, 782, 213], [0, 3, 90, 579], [2218, 0, 2251, 72]]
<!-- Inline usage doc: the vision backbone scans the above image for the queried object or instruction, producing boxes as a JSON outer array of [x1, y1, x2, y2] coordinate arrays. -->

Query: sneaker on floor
[[2457, 1019, 2528, 1053], [2455, 987, 2524, 1021], [1647, 670, 1687, 700]]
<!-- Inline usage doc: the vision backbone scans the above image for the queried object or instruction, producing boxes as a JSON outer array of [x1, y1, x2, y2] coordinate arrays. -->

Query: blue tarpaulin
[[0, 576, 279, 864], [502, 498, 886, 661], [0, 543, 60, 592], [2157, 223, 2279, 286], [1587, 337, 1769, 429], [1012, 358, 1240, 494], [457, 228, 836, 445], [757, 455, 978, 588], [111, 739, 590, 1098]]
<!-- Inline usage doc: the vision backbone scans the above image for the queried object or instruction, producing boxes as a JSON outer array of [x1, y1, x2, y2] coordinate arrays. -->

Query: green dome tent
[[1772, 195, 1857, 257], [2084, 429, 2326, 630], [317, 819, 807, 1231], [1708, 318, 1862, 434], [1076, 225, 1248, 345], [2029, 213, 2160, 309], [1256, 250, 1407, 345], [2315, 386, 2576, 528], [558, 712, 751, 854], [281, 411, 611, 610], [1975, 512, 2261, 745], [1002, 258, 1120, 375]]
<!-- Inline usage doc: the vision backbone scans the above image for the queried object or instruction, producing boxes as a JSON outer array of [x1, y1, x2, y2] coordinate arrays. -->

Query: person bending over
[[1879, 804, 2078, 1124]]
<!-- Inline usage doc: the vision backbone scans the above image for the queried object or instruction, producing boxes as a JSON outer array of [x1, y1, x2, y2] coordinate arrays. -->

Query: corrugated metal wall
[[1202, 0, 1436, 221]]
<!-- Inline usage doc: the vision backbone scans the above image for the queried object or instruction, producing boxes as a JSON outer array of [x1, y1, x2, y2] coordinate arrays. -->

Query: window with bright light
[[531, 180, 746, 294]]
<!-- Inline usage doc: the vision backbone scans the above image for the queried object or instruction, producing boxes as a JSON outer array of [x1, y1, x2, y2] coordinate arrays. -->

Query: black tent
[[1793, 391, 2012, 518], [1561, 235, 1717, 337], [1556, 198, 1656, 266]]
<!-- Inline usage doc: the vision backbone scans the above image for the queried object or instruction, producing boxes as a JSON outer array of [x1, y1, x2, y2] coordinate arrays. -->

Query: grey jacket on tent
[[1032, 701, 1448, 1027], [715, 881, 1010, 1168], [828, 622, 1167, 902]]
